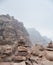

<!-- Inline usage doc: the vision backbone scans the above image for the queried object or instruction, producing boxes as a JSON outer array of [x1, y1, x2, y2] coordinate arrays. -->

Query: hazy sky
[[0, 0, 53, 40]]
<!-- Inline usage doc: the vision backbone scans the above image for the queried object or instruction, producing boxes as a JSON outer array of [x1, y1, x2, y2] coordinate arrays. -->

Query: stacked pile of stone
[[31, 44, 44, 57], [13, 38, 29, 62], [0, 45, 13, 62], [44, 42, 53, 61]]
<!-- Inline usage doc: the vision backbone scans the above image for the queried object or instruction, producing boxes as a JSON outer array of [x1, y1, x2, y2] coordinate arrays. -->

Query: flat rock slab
[[13, 62, 26, 65], [41, 60, 53, 65], [0, 62, 13, 65], [0, 62, 26, 65]]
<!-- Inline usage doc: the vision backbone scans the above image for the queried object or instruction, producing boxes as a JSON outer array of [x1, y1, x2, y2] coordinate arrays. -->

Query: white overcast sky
[[0, 0, 53, 40]]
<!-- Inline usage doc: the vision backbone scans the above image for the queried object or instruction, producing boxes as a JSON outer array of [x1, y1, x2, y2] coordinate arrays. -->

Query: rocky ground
[[0, 14, 53, 65], [0, 43, 53, 65]]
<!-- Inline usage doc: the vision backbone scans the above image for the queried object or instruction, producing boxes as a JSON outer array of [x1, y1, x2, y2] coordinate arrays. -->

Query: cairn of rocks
[[13, 38, 29, 62], [44, 42, 53, 61]]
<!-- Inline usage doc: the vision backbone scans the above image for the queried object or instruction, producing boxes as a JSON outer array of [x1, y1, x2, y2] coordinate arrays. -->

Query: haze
[[0, 0, 53, 40]]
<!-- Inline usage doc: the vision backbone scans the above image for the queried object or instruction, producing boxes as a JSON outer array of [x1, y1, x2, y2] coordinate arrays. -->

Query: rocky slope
[[0, 14, 31, 46]]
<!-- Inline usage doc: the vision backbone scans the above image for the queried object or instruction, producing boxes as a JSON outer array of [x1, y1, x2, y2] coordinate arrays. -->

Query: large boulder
[[45, 50, 53, 61]]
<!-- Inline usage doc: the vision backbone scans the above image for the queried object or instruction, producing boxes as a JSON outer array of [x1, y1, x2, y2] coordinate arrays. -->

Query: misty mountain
[[27, 28, 51, 45], [43, 36, 51, 43]]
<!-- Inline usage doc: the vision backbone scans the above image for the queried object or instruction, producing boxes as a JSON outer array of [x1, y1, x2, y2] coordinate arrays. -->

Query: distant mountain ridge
[[27, 28, 51, 45]]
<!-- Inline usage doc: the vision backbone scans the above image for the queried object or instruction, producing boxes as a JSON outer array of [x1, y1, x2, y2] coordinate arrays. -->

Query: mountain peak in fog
[[27, 28, 51, 45]]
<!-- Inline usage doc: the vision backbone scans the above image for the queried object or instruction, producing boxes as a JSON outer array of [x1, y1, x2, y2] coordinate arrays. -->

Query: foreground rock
[[44, 42, 53, 61], [0, 62, 26, 65]]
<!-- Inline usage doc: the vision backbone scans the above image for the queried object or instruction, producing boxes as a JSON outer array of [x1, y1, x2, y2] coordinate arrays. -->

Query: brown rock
[[25, 60, 32, 65], [14, 61, 26, 65], [18, 46, 27, 52], [13, 55, 26, 62], [45, 51, 53, 61], [0, 62, 13, 65], [1, 45, 12, 55], [17, 51, 28, 56], [47, 41, 53, 48]]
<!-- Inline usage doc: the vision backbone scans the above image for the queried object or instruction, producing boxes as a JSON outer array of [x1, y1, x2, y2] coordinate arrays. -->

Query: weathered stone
[[47, 41, 53, 48], [13, 55, 26, 62], [0, 45, 12, 55], [17, 51, 28, 56], [25, 60, 32, 65], [0, 62, 13, 65], [14, 61, 26, 65], [45, 51, 53, 61], [18, 46, 27, 52]]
